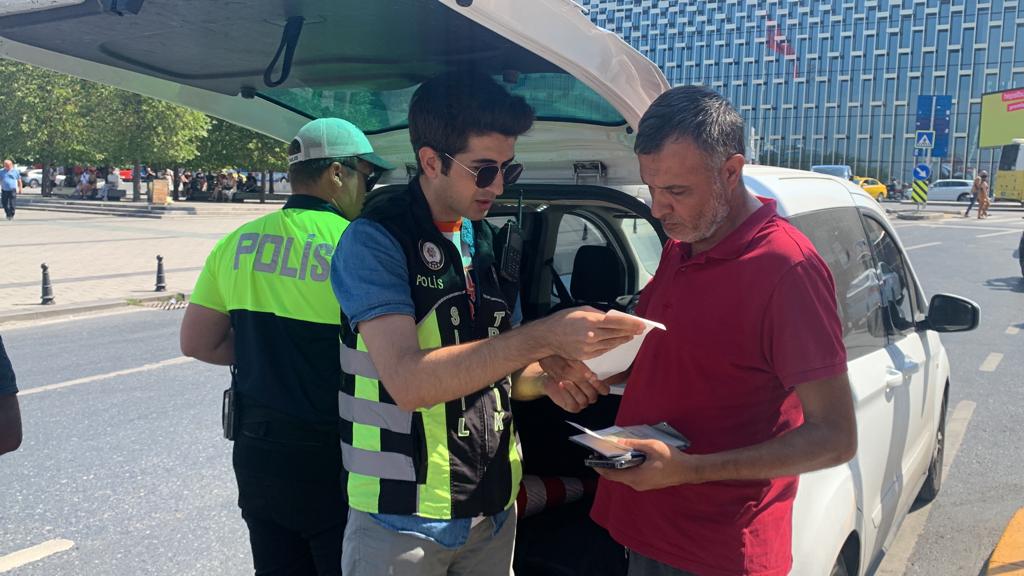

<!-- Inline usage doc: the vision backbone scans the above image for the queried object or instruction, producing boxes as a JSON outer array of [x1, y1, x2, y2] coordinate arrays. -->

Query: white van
[[0, 2, 980, 574]]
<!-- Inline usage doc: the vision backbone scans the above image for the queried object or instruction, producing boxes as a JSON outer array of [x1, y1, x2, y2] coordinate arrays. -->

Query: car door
[[788, 204, 896, 572], [859, 214, 932, 532]]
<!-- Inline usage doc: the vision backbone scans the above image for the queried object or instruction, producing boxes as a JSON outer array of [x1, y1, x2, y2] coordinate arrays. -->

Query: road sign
[[932, 96, 952, 157], [915, 130, 935, 149], [911, 179, 929, 203], [914, 163, 932, 180], [915, 95, 952, 158]]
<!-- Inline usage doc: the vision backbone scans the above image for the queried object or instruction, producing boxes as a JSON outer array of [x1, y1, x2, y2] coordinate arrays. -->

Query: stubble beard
[[673, 177, 731, 244]]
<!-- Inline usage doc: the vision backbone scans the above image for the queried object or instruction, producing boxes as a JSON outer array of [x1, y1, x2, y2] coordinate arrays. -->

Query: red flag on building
[[766, 22, 798, 79]]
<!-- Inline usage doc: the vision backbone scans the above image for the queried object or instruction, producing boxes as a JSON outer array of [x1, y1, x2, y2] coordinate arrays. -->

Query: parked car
[[0, 2, 983, 574], [811, 164, 855, 181], [853, 176, 886, 201], [928, 178, 974, 202], [24, 169, 43, 187]]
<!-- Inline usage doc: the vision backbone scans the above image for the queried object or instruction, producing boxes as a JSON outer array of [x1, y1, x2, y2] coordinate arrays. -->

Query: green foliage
[[99, 89, 209, 169], [0, 60, 99, 167], [195, 117, 287, 172]]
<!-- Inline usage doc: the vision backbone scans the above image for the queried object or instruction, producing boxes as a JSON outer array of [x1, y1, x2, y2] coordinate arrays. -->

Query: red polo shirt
[[591, 199, 847, 576]]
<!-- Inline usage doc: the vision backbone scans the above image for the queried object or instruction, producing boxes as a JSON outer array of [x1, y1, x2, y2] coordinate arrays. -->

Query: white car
[[0, 2, 981, 574], [24, 168, 44, 188], [928, 179, 974, 202]]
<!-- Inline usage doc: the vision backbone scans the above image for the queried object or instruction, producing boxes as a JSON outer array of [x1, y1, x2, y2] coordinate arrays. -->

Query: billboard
[[979, 87, 1024, 148]]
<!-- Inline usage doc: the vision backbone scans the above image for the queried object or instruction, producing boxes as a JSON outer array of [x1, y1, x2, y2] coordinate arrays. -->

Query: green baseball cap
[[287, 118, 394, 170]]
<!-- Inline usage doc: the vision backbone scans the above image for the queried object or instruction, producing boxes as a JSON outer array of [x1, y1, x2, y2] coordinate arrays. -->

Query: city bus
[[994, 138, 1024, 203]]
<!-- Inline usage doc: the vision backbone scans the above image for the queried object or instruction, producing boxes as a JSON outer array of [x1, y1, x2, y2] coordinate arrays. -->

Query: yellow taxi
[[853, 176, 887, 200]]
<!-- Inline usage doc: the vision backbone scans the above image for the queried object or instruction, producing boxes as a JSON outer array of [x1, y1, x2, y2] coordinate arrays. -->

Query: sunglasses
[[444, 153, 524, 188], [339, 159, 385, 190]]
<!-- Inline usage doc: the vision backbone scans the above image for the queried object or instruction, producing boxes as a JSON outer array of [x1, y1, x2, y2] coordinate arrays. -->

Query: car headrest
[[570, 245, 625, 304]]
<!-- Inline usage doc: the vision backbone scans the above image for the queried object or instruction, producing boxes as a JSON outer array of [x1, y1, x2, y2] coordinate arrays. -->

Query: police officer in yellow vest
[[331, 71, 646, 575], [180, 118, 392, 576]]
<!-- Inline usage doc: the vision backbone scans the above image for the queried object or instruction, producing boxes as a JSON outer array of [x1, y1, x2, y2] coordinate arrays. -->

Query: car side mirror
[[926, 294, 980, 332]]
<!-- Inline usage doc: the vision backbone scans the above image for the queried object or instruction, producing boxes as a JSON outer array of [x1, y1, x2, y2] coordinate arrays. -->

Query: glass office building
[[585, 0, 1024, 182]]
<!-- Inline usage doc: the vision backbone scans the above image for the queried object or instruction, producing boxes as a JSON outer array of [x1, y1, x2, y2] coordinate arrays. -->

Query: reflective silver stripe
[[340, 344, 380, 379], [341, 443, 417, 482], [338, 393, 413, 434]]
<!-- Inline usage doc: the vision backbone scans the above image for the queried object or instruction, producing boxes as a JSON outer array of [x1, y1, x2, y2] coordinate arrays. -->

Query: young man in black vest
[[330, 71, 644, 575]]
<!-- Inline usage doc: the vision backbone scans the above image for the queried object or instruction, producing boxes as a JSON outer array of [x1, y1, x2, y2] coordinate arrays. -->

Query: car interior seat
[[570, 245, 626, 307]]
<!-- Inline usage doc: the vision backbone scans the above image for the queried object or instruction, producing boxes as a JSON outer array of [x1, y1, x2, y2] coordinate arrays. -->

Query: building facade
[[585, 0, 1024, 182]]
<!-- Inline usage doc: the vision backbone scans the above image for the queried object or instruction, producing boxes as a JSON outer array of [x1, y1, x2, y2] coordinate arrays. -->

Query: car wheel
[[28, 179, 40, 188], [830, 553, 851, 576], [916, 391, 948, 504], [957, 193, 969, 202]]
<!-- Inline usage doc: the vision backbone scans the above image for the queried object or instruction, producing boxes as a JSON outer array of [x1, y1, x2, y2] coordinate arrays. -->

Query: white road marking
[[904, 242, 942, 251], [976, 229, 1022, 238], [1008, 326, 1021, 335], [979, 353, 1004, 372], [0, 538, 74, 572], [875, 400, 976, 575], [19, 356, 195, 396], [920, 224, 1020, 232]]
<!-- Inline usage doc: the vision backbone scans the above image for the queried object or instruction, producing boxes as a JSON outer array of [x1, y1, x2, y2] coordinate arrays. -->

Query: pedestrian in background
[[965, 169, 983, 217], [180, 117, 392, 576], [0, 335, 21, 455], [976, 170, 991, 219], [0, 159, 22, 221]]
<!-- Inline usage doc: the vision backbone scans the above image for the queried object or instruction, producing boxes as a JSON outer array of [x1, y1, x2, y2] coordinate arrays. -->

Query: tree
[[0, 61, 102, 196], [99, 90, 209, 201]]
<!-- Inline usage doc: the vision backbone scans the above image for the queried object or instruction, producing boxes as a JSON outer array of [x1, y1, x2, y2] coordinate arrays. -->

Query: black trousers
[[1, 190, 15, 219], [233, 422, 347, 576]]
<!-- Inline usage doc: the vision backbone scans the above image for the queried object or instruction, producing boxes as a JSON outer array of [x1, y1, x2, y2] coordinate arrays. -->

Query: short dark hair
[[286, 139, 340, 187], [634, 85, 745, 164], [409, 70, 535, 174]]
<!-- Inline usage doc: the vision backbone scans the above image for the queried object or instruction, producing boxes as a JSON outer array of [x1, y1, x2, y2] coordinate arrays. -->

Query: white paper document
[[566, 420, 690, 458], [582, 310, 666, 379]]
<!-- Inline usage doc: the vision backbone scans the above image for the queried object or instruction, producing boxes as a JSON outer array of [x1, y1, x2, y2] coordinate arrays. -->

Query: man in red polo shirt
[[589, 86, 857, 576]]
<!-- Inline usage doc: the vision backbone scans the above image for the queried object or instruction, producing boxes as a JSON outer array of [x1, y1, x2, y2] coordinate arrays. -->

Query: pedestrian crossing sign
[[915, 130, 935, 149]]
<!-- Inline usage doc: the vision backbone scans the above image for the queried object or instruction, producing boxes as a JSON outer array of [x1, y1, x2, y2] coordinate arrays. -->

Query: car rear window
[[261, 73, 625, 134]]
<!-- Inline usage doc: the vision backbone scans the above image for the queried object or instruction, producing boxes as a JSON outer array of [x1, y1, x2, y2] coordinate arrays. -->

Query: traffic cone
[[40, 263, 55, 305], [155, 255, 166, 292]]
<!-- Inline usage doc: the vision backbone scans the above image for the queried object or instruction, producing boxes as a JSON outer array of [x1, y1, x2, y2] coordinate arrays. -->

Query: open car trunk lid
[[0, 0, 669, 185]]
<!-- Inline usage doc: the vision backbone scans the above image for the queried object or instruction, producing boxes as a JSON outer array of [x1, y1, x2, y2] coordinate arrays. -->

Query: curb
[[983, 507, 1024, 575], [0, 292, 190, 326], [894, 211, 949, 220]]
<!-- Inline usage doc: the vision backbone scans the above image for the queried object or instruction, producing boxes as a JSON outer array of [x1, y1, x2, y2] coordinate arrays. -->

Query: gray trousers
[[628, 551, 699, 576], [342, 509, 517, 576]]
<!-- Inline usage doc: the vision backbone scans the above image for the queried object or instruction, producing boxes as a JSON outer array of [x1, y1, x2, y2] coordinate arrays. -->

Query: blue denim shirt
[[369, 508, 512, 549]]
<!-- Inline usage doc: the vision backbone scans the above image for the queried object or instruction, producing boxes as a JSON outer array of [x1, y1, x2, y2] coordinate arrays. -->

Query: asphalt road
[[0, 206, 1022, 575], [0, 309, 250, 575]]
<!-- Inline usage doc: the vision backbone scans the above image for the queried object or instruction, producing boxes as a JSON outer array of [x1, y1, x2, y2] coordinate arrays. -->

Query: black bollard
[[40, 263, 55, 305], [155, 255, 167, 292]]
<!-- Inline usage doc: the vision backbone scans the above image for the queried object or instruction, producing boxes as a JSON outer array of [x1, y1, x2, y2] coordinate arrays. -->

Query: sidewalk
[[0, 208, 277, 324]]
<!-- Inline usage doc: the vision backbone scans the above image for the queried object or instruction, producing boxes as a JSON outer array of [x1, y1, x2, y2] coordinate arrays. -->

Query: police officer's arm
[[180, 303, 235, 366], [0, 394, 21, 455], [511, 359, 613, 413], [357, 309, 644, 412]]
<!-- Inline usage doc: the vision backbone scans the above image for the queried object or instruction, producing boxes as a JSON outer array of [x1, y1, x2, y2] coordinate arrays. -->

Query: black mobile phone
[[499, 222, 523, 283], [585, 451, 646, 469]]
